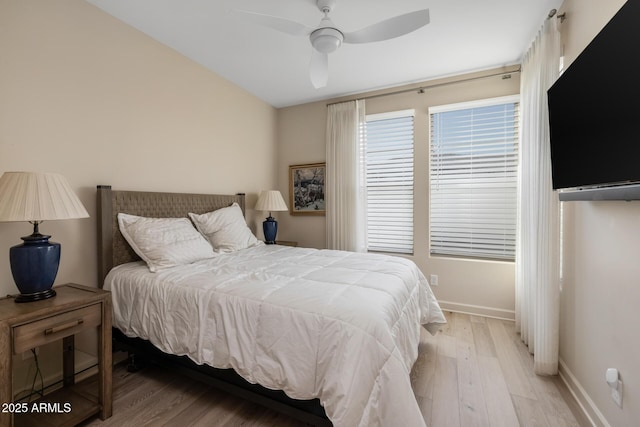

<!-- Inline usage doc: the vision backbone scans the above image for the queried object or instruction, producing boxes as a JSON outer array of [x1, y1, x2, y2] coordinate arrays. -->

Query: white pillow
[[117, 213, 216, 272], [189, 203, 262, 253]]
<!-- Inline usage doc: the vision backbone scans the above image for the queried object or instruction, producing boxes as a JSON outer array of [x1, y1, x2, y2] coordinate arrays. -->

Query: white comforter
[[105, 245, 446, 427]]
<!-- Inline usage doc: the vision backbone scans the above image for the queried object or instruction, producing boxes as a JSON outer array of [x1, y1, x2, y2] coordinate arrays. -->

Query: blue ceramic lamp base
[[10, 223, 60, 303], [263, 216, 278, 244]]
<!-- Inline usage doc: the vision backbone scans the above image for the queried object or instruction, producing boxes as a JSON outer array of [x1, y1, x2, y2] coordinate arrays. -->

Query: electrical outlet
[[612, 380, 623, 408], [429, 274, 439, 286]]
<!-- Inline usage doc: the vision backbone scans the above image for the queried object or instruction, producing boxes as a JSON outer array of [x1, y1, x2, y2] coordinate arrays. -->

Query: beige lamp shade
[[255, 190, 288, 212], [0, 172, 89, 222]]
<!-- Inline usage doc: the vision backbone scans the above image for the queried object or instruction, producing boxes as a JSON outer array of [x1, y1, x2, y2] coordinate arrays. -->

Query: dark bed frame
[[96, 185, 331, 426]]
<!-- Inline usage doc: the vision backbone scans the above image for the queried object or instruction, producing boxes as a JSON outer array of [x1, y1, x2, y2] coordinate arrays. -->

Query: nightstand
[[276, 241, 298, 247], [0, 283, 112, 427]]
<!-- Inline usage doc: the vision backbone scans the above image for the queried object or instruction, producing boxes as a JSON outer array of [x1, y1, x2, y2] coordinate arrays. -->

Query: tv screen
[[547, 0, 640, 195]]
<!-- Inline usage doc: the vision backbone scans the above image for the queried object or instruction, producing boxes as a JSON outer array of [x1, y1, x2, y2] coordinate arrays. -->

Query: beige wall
[[277, 69, 520, 319], [0, 0, 277, 296], [0, 0, 277, 392], [557, 1, 640, 426], [276, 102, 328, 248]]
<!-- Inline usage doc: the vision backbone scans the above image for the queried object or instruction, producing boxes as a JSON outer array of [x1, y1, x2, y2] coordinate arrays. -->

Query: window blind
[[429, 96, 519, 261], [365, 110, 414, 254]]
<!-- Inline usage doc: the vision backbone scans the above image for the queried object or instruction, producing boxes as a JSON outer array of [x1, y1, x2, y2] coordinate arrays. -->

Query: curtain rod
[[327, 67, 521, 106]]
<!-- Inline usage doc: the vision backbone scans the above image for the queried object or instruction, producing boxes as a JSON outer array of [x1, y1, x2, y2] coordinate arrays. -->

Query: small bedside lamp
[[0, 172, 89, 302], [254, 190, 288, 244]]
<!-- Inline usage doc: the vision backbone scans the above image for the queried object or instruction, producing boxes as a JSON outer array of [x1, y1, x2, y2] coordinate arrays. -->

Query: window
[[364, 110, 414, 254], [429, 96, 519, 261]]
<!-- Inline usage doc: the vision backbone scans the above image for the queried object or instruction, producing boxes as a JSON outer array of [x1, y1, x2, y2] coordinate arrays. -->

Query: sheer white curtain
[[516, 15, 561, 375], [325, 100, 366, 252]]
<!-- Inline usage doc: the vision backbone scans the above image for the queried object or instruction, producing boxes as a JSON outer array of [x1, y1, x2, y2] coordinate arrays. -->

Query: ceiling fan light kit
[[310, 27, 343, 53], [233, 0, 430, 89]]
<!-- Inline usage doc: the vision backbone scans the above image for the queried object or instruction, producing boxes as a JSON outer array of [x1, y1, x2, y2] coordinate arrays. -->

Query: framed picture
[[289, 163, 325, 216]]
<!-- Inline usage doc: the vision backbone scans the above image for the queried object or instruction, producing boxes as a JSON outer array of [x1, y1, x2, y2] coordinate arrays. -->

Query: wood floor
[[81, 312, 589, 427]]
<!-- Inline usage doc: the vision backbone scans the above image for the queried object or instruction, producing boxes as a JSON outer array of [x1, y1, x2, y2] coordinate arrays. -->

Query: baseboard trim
[[558, 358, 609, 427], [438, 300, 515, 321]]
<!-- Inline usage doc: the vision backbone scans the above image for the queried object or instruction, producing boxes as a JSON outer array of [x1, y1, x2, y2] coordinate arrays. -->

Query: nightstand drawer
[[13, 303, 102, 354]]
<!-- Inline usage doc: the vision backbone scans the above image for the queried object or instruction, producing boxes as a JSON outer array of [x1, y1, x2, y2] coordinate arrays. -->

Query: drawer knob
[[44, 318, 84, 335]]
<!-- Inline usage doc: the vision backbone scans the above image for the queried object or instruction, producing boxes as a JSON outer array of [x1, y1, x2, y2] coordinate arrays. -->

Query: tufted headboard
[[96, 185, 245, 288]]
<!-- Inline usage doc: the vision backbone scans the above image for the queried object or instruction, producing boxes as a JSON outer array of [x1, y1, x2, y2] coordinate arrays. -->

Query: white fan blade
[[343, 9, 430, 44], [230, 10, 312, 37], [310, 49, 328, 89]]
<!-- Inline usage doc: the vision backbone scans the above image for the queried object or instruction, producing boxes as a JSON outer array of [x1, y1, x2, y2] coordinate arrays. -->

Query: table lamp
[[254, 190, 288, 244], [0, 172, 89, 302]]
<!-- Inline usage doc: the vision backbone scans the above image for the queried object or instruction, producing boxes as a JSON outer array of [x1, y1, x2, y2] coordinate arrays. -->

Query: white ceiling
[[87, 0, 563, 108]]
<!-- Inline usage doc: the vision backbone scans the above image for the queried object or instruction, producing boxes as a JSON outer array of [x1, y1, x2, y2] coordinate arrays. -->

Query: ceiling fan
[[232, 0, 430, 89]]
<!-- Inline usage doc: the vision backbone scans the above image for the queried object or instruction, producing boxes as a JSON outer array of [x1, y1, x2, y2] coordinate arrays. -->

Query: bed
[[96, 185, 446, 427]]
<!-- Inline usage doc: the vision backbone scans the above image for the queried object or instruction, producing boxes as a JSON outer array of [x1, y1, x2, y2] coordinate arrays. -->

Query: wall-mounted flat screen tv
[[547, 0, 640, 201]]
